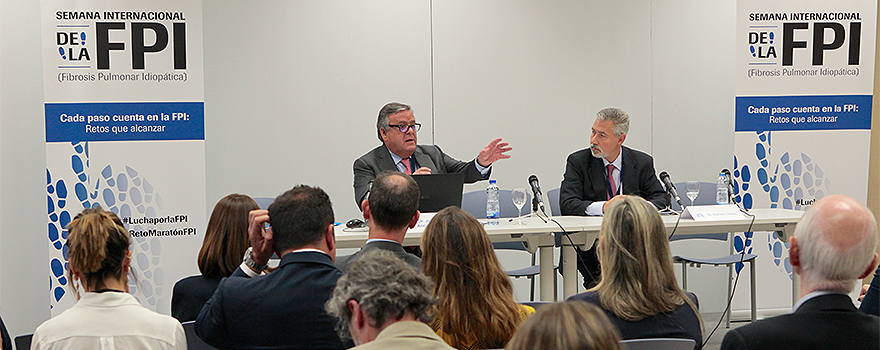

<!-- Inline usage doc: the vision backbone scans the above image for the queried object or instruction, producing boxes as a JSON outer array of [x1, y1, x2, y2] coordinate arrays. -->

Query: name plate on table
[[681, 204, 744, 221], [411, 212, 437, 230]]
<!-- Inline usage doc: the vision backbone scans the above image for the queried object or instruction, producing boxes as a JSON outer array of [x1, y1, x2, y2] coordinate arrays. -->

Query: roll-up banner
[[734, 0, 875, 308], [41, 0, 205, 315]]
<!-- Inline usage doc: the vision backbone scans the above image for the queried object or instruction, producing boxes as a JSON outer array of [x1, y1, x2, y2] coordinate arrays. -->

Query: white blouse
[[32, 292, 185, 350]]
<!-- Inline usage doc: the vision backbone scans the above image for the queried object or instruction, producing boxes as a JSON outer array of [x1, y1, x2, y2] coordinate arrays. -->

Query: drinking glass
[[511, 188, 527, 225], [686, 181, 700, 208]]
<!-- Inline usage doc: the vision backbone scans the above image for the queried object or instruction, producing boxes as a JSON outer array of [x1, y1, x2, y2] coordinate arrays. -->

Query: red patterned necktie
[[606, 164, 616, 200], [401, 157, 412, 175]]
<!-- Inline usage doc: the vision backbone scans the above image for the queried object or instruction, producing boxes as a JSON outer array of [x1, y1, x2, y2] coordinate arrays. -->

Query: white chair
[[670, 181, 757, 328], [619, 338, 696, 350]]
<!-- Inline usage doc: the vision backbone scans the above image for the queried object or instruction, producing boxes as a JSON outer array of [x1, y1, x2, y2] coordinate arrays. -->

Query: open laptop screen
[[412, 173, 465, 212]]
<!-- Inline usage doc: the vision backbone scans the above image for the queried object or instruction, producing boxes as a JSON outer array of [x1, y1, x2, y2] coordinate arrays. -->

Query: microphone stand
[[532, 197, 549, 223], [658, 192, 680, 215]]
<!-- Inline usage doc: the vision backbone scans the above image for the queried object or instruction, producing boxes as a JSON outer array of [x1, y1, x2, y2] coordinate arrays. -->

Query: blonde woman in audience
[[172, 193, 259, 321], [568, 195, 702, 348], [421, 206, 534, 350], [506, 300, 622, 350], [32, 207, 185, 350]]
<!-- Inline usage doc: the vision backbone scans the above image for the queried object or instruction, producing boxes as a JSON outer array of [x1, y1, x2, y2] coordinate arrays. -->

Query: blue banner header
[[735, 95, 872, 132], [46, 102, 205, 142]]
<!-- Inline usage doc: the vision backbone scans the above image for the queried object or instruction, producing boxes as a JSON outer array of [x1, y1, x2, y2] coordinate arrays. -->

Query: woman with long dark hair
[[421, 206, 533, 349], [171, 193, 259, 321]]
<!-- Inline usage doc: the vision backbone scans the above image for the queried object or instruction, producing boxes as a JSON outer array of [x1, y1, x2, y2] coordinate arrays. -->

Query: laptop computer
[[412, 173, 465, 212]]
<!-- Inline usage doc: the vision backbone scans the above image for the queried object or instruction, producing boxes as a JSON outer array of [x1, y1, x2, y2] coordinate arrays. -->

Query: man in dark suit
[[337, 171, 422, 272], [559, 107, 668, 287], [353, 102, 512, 207], [195, 185, 353, 350], [721, 195, 879, 350]]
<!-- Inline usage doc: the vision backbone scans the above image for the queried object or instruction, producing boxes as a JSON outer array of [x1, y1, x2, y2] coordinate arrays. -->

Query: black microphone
[[528, 174, 546, 214], [722, 168, 735, 203], [658, 171, 682, 208]]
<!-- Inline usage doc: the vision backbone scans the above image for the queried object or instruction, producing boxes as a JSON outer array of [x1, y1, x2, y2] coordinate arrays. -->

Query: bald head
[[793, 195, 878, 293], [367, 171, 420, 230]]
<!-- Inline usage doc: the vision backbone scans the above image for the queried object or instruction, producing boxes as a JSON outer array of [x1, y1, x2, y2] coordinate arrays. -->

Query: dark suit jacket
[[721, 293, 880, 350], [195, 251, 352, 350], [335, 240, 421, 272], [559, 146, 668, 215], [568, 291, 702, 349], [353, 144, 490, 206], [1, 314, 11, 350], [859, 265, 880, 316], [171, 274, 222, 322]]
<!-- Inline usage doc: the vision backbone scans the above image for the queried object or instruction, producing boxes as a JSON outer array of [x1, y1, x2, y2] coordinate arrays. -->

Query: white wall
[[1, 0, 52, 338], [1, 0, 741, 337]]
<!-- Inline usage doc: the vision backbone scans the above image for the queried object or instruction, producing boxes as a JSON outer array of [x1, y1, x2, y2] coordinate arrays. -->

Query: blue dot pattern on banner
[[733, 131, 830, 279], [47, 141, 167, 310]]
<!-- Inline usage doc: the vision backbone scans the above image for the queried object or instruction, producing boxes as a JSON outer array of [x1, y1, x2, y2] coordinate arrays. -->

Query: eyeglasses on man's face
[[387, 123, 421, 133]]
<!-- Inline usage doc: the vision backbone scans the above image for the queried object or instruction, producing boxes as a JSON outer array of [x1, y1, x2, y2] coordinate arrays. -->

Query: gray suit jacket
[[336, 240, 421, 272], [353, 144, 490, 206]]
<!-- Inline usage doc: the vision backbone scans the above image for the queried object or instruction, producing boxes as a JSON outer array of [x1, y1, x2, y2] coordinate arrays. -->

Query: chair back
[[182, 321, 219, 350], [14, 334, 32, 350], [520, 301, 552, 310], [546, 188, 561, 216], [619, 338, 696, 350], [462, 190, 531, 251], [461, 189, 530, 219]]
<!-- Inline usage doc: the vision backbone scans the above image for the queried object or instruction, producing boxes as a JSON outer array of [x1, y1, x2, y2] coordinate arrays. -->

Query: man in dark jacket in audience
[[196, 185, 352, 350]]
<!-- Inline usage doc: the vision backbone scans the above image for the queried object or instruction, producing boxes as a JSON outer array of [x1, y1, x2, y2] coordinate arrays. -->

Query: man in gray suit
[[353, 102, 512, 207], [721, 195, 879, 350], [337, 171, 422, 272]]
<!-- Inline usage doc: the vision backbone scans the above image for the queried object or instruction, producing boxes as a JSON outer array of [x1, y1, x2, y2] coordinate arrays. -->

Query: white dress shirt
[[586, 152, 623, 216], [32, 292, 186, 350]]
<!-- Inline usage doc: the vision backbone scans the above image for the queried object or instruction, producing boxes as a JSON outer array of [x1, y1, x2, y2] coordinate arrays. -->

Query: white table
[[335, 208, 803, 302]]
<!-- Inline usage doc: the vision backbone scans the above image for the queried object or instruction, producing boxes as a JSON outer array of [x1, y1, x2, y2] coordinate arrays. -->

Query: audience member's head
[[507, 300, 622, 350], [65, 206, 131, 297], [791, 195, 878, 294], [595, 195, 698, 321], [364, 171, 420, 232], [326, 250, 435, 346], [421, 206, 524, 349], [198, 193, 260, 278], [267, 185, 335, 253]]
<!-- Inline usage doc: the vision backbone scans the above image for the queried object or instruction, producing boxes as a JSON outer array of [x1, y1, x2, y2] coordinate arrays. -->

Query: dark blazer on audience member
[[170, 275, 222, 322], [559, 146, 668, 215], [353, 144, 489, 206], [195, 251, 352, 350], [721, 293, 880, 350], [336, 240, 421, 272], [568, 291, 702, 348], [859, 265, 880, 316], [1, 314, 11, 350]]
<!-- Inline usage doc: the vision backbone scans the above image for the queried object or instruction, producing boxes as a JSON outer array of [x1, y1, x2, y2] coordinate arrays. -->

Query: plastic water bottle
[[716, 172, 729, 205], [486, 180, 500, 225]]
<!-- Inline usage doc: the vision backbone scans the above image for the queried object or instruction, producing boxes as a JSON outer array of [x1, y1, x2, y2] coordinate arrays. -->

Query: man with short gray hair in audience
[[326, 250, 454, 350], [337, 171, 422, 272], [721, 195, 880, 350]]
